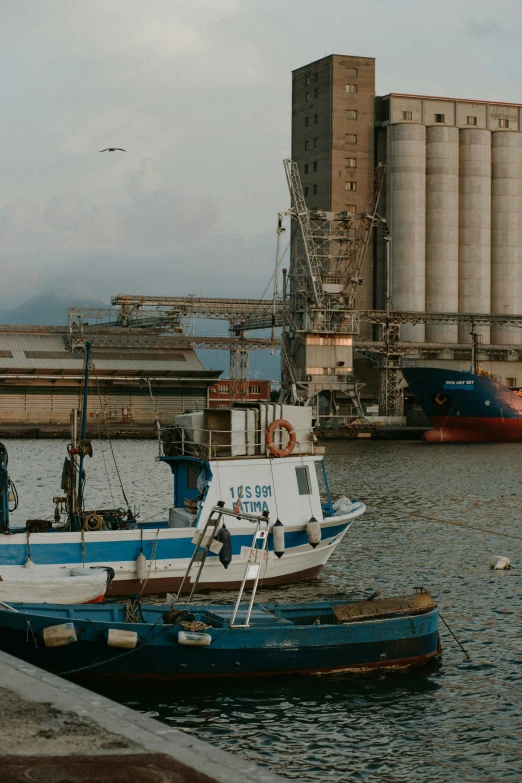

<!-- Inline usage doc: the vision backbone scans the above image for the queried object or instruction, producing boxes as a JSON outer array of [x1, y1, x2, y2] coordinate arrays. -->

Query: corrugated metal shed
[[0, 327, 222, 427], [0, 332, 207, 375]]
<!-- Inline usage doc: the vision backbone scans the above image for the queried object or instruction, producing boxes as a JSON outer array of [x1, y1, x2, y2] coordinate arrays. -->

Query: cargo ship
[[401, 366, 522, 443]]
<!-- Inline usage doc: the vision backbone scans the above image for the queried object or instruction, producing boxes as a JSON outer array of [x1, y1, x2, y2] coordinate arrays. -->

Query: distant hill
[[0, 293, 108, 326]]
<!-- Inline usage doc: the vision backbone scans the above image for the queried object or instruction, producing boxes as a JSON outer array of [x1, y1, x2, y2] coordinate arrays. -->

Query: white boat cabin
[[161, 403, 335, 530]]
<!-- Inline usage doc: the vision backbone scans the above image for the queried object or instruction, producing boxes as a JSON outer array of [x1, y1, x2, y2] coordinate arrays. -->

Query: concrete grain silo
[[458, 128, 491, 343], [387, 123, 426, 342], [491, 131, 522, 345], [425, 125, 459, 343]]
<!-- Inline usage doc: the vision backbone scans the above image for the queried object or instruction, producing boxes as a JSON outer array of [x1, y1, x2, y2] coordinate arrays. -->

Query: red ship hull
[[424, 416, 522, 442]]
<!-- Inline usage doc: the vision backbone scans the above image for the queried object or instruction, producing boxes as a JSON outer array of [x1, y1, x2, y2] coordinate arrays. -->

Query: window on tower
[[346, 133, 357, 143], [345, 181, 356, 191], [346, 67, 357, 77], [402, 111, 413, 121], [499, 118, 510, 128], [434, 113, 445, 123], [346, 109, 358, 120], [346, 84, 357, 94]]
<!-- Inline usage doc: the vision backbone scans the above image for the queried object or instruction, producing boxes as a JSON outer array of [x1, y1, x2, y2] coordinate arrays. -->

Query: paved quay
[[0, 650, 285, 783]]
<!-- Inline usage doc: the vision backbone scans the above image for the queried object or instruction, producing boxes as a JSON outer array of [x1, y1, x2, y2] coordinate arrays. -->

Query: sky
[[0, 0, 521, 310]]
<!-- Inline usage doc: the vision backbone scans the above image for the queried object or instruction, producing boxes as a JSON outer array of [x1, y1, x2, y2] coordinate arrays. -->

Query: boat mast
[[76, 340, 92, 526], [470, 323, 479, 375]]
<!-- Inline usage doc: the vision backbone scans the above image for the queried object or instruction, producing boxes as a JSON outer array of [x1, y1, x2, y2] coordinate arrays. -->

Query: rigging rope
[[259, 242, 289, 301], [95, 416, 116, 508], [92, 364, 130, 508]]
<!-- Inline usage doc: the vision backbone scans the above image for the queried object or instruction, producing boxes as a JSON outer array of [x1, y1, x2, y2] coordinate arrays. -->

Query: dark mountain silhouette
[[0, 293, 107, 326]]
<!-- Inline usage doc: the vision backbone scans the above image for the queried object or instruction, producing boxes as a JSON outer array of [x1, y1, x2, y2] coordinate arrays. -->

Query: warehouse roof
[[0, 329, 221, 379]]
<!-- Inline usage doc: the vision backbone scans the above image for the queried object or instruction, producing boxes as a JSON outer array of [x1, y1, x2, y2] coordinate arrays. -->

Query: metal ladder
[[173, 501, 225, 603], [229, 512, 270, 628]]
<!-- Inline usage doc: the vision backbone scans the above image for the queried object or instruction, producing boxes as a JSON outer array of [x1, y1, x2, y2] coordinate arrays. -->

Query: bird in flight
[[99, 147, 126, 152]]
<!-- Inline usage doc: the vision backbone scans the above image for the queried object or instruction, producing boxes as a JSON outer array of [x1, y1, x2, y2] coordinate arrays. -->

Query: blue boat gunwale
[[0, 600, 439, 634]]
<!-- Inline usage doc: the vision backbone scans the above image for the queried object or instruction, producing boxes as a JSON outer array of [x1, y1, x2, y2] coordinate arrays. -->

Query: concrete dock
[[0, 650, 284, 783]]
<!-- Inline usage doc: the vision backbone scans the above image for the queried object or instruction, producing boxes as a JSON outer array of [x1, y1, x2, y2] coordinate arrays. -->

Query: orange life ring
[[265, 419, 296, 458]]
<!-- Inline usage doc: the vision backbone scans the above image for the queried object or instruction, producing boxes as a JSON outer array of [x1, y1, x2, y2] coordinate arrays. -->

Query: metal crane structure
[[280, 159, 387, 420], [67, 303, 278, 403], [67, 300, 522, 419]]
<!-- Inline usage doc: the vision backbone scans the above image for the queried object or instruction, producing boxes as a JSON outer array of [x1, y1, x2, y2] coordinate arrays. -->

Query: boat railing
[[161, 425, 317, 459]]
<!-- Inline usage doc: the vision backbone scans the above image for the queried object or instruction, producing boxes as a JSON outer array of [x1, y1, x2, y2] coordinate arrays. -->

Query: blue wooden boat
[[0, 592, 440, 679]]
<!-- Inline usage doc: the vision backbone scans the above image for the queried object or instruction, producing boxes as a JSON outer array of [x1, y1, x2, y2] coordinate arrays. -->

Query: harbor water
[[5, 438, 522, 782]]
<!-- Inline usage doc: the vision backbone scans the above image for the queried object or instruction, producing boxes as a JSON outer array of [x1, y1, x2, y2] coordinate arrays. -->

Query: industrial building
[[208, 380, 271, 408], [0, 325, 221, 431], [292, 55, 522, 402]]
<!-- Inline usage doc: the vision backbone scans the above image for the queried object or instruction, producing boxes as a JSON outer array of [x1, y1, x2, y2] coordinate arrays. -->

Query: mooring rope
[[375, 504, 522, 543]]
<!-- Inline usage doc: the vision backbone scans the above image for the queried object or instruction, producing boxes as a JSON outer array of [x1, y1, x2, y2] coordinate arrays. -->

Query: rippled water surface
[[5, 438, 522, 782]]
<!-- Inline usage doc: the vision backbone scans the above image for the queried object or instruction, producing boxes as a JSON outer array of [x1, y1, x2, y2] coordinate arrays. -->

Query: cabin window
[[295, 465, 311, 495], [187, 462, 200, 490]]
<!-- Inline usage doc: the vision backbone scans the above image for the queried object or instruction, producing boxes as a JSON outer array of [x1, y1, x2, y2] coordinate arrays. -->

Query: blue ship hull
[[0, 600, 440, 679], [402, 367, 522, 442]]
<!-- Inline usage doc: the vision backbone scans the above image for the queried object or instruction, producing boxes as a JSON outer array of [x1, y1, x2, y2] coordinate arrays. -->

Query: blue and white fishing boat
[[0, 344, 365, 595]]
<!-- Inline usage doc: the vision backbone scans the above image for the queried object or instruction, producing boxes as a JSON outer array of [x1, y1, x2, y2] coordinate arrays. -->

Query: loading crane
[[280, 159, 387, 421]]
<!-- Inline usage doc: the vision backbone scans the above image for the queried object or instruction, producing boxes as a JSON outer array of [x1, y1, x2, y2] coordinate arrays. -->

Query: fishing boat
[[0, 512, 439, 679], [0, 343, 366, 594], [0, 592, 440, 679], [0, 566, 112, 604]]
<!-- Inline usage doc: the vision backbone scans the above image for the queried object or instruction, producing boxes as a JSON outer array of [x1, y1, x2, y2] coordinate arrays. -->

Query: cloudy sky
[[0, 0, 521, 309]]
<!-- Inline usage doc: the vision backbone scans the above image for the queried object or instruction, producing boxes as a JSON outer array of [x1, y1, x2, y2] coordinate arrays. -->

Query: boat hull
[[0, 601, 440, 679], [0, 567, 108, 604], [402, 367, 522, 443], [0, 511, 362, 595]]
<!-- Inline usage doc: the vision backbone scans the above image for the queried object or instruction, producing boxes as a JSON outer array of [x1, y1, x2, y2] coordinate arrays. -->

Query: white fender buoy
[[42, 622, 77, 648], [306, 516, 321, 549], [272, 519, 285, 559], [177, 630, 212, 646], [24, 558, 34, 568], [106, 629, 138, 649], [489, 556, 511, 570], [136, 552, 147, 581]]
